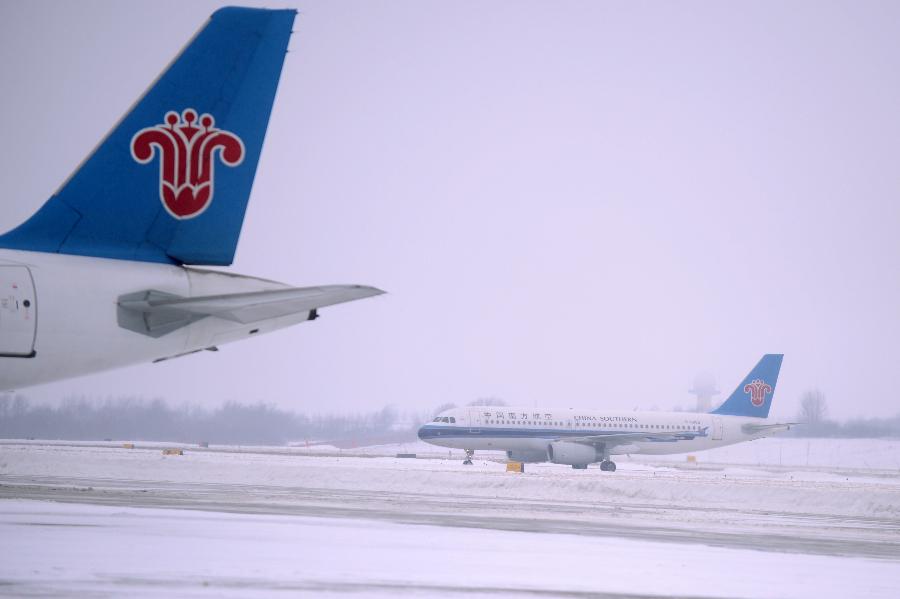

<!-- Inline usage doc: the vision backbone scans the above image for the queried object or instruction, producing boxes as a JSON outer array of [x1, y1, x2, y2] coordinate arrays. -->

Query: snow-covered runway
[[1, 439, 899, 597]]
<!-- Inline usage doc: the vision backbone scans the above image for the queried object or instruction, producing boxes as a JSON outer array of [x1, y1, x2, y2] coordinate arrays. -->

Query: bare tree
[[798, 389, 828, 424], [431, 402, 458, 417], [467, 397, 507, 407]]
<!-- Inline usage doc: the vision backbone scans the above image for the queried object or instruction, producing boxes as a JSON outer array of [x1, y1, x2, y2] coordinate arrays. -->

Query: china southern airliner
[[0, 8, 383, 391], [418, 355, 792, 471]]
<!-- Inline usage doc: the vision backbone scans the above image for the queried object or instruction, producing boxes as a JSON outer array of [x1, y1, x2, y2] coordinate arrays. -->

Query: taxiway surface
[[1, 439, 899, 597]]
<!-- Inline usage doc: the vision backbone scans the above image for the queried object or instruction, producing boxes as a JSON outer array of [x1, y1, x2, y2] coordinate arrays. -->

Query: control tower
[[689, 372, 720, 412]]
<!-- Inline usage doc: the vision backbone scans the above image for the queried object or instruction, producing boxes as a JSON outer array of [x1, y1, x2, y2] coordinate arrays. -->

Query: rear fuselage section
[[0, 249, 311, 390]]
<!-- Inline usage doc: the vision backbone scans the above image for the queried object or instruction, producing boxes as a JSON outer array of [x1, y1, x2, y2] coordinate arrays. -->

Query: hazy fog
[[2, 1, 899, 420]]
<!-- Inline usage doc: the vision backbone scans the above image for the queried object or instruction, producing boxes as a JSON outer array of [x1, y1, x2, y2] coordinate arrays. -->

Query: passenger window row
[[474, 420, 702, 433]]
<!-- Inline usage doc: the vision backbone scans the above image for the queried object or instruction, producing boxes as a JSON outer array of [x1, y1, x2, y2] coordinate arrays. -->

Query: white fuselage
[[418, 406, 776, 459], [0, 249, 312, 391]]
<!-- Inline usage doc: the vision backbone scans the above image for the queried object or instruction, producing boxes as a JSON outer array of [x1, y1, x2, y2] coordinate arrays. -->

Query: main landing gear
[[597, 443, 617, 472], [463, 449, 475, 465], [571, 461, 616, 471]]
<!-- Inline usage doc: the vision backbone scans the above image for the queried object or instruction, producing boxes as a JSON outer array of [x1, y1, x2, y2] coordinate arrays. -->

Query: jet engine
[[547, 441, 597, 466], [506, 450, 549, 463]]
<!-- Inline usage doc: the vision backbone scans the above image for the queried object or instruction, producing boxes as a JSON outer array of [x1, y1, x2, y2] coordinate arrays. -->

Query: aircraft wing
[[741, 422, 798, 435], [118, 285, 384, 337], [561, 428, 709, 448]]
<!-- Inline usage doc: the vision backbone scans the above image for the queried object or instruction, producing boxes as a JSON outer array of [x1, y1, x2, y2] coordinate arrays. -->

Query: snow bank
[[1, 441, 898, 519]]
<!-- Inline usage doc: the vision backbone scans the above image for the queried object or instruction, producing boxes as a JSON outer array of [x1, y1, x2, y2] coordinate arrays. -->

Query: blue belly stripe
[[417, 426, 707, 442]]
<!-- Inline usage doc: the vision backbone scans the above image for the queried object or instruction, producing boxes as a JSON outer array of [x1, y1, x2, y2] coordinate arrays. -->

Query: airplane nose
[[417, 426, 427, 441]]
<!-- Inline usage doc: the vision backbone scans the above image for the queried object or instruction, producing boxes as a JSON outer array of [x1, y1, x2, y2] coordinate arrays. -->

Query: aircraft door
[[0, 266, 37, 357], [468, 409, 483, 433], [711, 417, 724, 441]]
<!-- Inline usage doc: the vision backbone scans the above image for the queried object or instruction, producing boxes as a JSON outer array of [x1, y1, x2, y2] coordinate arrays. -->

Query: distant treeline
[[785, 416, 900, 439], [0, 395, 425, 446], [1, 395, 898, 444]]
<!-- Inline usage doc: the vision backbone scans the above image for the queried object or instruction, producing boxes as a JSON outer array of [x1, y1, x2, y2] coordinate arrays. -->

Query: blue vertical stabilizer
[[711, 354, 783, 418], [0, 7, 296, 265]]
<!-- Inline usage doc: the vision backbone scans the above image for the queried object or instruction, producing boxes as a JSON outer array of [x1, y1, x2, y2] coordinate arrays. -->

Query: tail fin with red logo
[[710, 354, 783, 418], [0, 7, 296, 266]]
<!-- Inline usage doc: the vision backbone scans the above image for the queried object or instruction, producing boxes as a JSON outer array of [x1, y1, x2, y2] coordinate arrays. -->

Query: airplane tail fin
[[0, 7, 296, 266], [711, 354, 783, 418]]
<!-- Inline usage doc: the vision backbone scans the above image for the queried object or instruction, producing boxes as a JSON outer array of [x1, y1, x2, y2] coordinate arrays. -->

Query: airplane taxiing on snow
[[0, 7, 383, 391], [419, 355, 794, 470]]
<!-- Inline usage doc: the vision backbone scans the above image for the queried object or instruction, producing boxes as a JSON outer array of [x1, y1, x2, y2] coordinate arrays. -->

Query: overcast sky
[[2, 1, 899, 419]]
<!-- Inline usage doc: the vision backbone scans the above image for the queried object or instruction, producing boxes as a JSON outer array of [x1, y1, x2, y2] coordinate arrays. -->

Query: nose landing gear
[[463, 449, 474, 465]]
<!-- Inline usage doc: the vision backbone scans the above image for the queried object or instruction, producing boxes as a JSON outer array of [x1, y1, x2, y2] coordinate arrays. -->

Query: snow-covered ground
[[1, 438, 899, 597], [6, 436, 900, 470], [367, 436, 900, 471], [3, 499, 899, 599]]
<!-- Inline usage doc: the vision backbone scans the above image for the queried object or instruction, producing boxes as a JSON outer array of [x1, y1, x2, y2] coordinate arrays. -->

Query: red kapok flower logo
[[131, 109, 245, 219], [744, 379, 772, 407]]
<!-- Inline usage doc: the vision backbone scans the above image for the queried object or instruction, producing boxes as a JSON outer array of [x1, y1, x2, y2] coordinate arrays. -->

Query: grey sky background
[[1, 1, 898, 419]]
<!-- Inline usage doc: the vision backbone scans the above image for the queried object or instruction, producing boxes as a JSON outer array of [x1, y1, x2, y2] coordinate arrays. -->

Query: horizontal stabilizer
[[741, 422, 797, 435], [118, 285, 384, 337]]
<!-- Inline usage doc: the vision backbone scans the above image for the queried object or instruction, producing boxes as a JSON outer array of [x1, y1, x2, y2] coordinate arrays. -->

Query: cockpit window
[[441, 417, 450, 423], [449, 417, 456, 423], [433, 417, 441, 422]]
